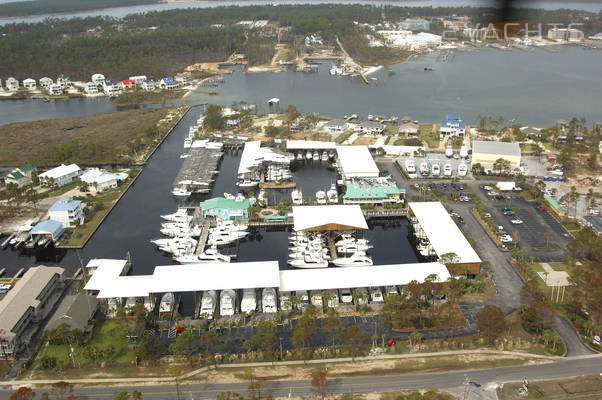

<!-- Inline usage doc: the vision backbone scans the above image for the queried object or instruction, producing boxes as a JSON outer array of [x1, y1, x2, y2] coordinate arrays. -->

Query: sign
[[593, 335, 600, 346]]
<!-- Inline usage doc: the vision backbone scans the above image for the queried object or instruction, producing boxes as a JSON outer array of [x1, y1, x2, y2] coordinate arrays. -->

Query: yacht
[[159, 292, 174, 316], [235, 193, 246, 202], [332, 252, 373, 267], [199, 290, 217, 319], [337, 242, 372, 254], [316, 190, 327, 204], [445, 143, 453, 158], [306, 150, 313, 160], [180, 153, 190, 159], [419, 161, 429, 176], [459, 144, 469, 159], [262, 288, 278, 313], [288, 255, 329, 268], [220, 289, 236, 316], [223, 192, 235, 200], [312, 151, 320, 161], [296, 152, 304, 161], [405, 159, 416, 174], [320, 151, 329, 161], [175, 248, 230, 263], [431, 163, 441, 176], [280, 291, 292, 311], [171, 186, 191, 197], [326, 184, 338, 203], [217, 220, 248, 231], [208, 231, 247, 246], [291, 189, 303, 205], [458, 162, 468, 177], [237, 179, 258, 188], [443, 163, 453, 176], [240, 288, 257, 314]]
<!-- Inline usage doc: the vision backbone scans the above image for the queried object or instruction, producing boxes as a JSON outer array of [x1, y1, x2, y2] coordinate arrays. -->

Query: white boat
[[240, 288, 257, 314], [175, 248, 230, 263], [223, 192, 235, 200], [312, 151, 319, 161], [458, 162, 468, 177], [280, 291, 292, 311], [460, 144, 469, 159], [262, 288, 278, 313], [296, 152, 303, 161], [216, 220, 248, 231], [336, 237, 369, 246], [306, 151, 312, 160], [431, 163, 441, 176], [445, 143, 453, 158], [332, 252, 373, 267], [237, 179, 258, 188], [316, 190, 327, 204], [159, 292, 174, 315], [180, 153, 190, 159], [220, 289, 236, 316], [199, 290, 217, 319], [172, 187, 191, 197], [288, 255, 329, 268], [291, 189, 303, 205], [443, 163, 453, 176], [326, 184, 338, 203], [208, 231, 247, 246], [328, 150, 335, 159], [405, 159, 416, 173], [235, 193, 246, 202], [337, 243, 372, 254], [320, 151, 329, 161], [419, 161, 429, 176]]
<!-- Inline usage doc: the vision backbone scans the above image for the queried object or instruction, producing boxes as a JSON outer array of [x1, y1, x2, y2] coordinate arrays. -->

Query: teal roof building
[[200, 197, 251, 220], [343, 181, 405, 204]]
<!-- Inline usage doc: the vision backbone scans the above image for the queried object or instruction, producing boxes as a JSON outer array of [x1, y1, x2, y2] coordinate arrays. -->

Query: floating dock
[[173, 147, 222, 194], [259, 181, 296, 189], [194, 225, 210, 255]]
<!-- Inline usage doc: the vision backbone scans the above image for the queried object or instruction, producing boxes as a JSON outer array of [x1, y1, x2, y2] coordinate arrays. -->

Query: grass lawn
[[498, 374, 602, 400], [548, 262, 569, 271], [336, 131, 354, 144], [418, 124, 440, 149]]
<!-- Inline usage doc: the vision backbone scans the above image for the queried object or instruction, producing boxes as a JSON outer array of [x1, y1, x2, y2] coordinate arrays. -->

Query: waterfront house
[[6, 77, 19, 91], [304, 34, 324, 46], [39, 163, 81, 187], [45, 294, 98, 334], [200, 197, 251, 220], [439, 114, 466, 138], [358, 121, 385, 135], [129, 75, 147, 85], [174, 73, 191, 86], [84, 82, 99, 94], [48, 83, 63, 96], [520, 127, 542, 139], [142, 80, 155, 91], [80, 168, 120, 193], [398, 122, 419, 136], [22, 78, 36, 89], [39, 77, 53, 88], [4, 164, 36, 188], [226, 118, 240, 129], [48, 197, 84, 228], [91, 73, 105, 85], [324, 119, 349, 133], [121, 79, 136, 90], [57, 74, 70, 87], [0, 266, 65, 357], [102, 80, 121, 97], [159, 77, 179, 90], [29, 220, 65, 243]]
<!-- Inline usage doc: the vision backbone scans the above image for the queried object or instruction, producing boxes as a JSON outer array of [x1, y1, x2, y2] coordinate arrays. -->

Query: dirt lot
[[498, 374, 602, 399], [0, 107, 180, 167], [353, 137, 377, 145]]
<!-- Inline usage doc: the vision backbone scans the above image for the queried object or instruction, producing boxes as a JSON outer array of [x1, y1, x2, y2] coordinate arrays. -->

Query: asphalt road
[[2, 355, 600, 400]]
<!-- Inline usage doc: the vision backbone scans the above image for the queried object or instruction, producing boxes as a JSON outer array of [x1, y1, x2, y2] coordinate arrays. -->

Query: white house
[[141, 81, 155, 91], [159, 77, 179, 90], [48, 83, 63, 96], [56, 74, 70, 88], [128, 75, 147, 85], [48, 197, 84, 228], [324, 118, 349, 133], [39, 77, 53, 88], [6, 77, 19, 91], [22, 78, 36, 89], [39, 164, 81, 187], [80, 168, 120, 193], [84, 82, 99, 94], [102, 80, 121, 97], [91, 73, 106, 85], [439, 114, 466, 137]]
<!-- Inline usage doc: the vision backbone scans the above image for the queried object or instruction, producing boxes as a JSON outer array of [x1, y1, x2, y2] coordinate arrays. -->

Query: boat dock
[[14, 268, 25, 278], [327, 235, 337, 260], [194, 225, 210, 255], [259, 181, 296, 189], [0, 268, 5, 277], [173, 147, 222, 193], [1, 234, 15, 249], [363, 209, 408, 218], [248, 218, 293, 227]]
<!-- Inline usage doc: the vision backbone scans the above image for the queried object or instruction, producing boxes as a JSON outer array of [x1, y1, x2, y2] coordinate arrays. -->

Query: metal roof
[[343, 182, 404, 200], [46, 294, 98, 332], [39, 163, 80, 179], [200, 197, 250, 210], [286, 140, 336, 150], [30, 220, 64, 235], [472, 141, 520, 157], [293, 205, 368, 231], [49, 197, 81, 212], [336, 146, 380, 177]]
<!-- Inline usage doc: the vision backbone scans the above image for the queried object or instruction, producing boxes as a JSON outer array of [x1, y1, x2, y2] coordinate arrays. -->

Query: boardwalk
[[362, 209, 408, 218]]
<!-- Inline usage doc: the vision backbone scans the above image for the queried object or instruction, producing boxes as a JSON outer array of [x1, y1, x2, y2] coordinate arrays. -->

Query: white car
[[484, 213, 492, 218], [499, 235, 513, 243], [498, 225, 504, 231], [511, 219, 523, 224], [589, 208, 600, 215], [487, 191, 496, 196]]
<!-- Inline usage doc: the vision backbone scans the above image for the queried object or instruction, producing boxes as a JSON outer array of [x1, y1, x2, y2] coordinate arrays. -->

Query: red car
[[536, 206, 547, 211], [175, 326, 184, 337]]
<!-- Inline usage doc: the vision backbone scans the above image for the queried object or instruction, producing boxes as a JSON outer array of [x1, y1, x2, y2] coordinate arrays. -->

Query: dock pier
[[248, 218, 293, 228], [327, 235, 338, 260], [363, 209, 408, 219], [173, 147, 222, 194], [195, 225, 210, 255], [1, 234, 15, 249]]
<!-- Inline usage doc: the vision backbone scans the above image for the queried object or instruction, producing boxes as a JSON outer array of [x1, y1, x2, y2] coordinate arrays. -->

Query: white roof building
[[286, 140, 336, 150], [238, 140, 290, 176], [293, 205, 368, 231], [279, 262, 450, 292], [39, 163, 81, 187], [22, 78, 36, 88], [336, 145, 380, 179]]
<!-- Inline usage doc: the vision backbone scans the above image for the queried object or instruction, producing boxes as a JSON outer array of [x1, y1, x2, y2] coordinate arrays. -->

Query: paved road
[[554, 315, 598, 356], [2, 355, 599, 399]]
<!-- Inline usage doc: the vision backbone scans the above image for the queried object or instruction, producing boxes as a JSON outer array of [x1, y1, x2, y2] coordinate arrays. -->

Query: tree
[[292, 315, 315, 357], [322, 308, 345, 347], [203, 104, 225, 131], [170, 330, 197, 366], [216, 392, 245, 400], [114, 392, 130, 400], [136, 334, 168, 364], [520, 301, 552, 335], [131, 391, 143, 400], [343, 325, 367, 361], [476, 305, 505, 343], [10, 387, 35, 400], [408, 331, 424, 349], [244, 369, 267, 400], [244, 321, 277, 363], [310, 367, 329, 400], [200, 330, 220, 366]]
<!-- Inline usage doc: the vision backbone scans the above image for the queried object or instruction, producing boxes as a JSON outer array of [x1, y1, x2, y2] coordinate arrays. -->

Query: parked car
[[511, 219, 523, 224], [503, 210, 515, 216], [499, 235, 513, 243], [536, 206, 547, 211]]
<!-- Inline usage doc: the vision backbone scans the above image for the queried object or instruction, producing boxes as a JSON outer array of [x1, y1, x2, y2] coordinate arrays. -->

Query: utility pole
[[279, 337, 283, 360]]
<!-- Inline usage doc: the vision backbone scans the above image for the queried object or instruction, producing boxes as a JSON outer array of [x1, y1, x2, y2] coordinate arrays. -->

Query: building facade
[[48, 197, 84, 228], [200, 197, 251, 220]]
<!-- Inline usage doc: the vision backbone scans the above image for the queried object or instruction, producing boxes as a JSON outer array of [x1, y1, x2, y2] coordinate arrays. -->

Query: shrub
[[39, 355, 57, 369]]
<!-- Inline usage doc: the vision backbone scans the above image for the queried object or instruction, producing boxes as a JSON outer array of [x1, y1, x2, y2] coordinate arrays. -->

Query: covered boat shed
[[29, 220, 65, 242], [336, 145, 380, 180], [293, 205, 368, 231], [409, 202, 481, 275], [279, 262, 450, 292], [286, 140, 336, 150]]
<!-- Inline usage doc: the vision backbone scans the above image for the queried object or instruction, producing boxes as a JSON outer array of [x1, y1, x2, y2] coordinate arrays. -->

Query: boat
[[424, 67, 434, 71], [316, 190, 327, 204], [306, 151, 312, 160], [443, 163, 453, 176], [419, 161, 429, 176], [332, 252, 373, 267], [220, 289, 236, 316], [199, 290, 217, 319], [326, 184, 338, 203], [240, 288, 257, 314], [159, 292, 174, 316], [459, 144, 468, 159], [431, 163, 441, 176], [337, 242, 372, 254], [458, 162, 468, 177], [405, 159, 416, 174], [223, 192, 235, 200], [208, 231, 247, 246], [175, 248, 230, 263], [262, 288, 278, 313], [328, 150, 336, 159], [320, 151, 329, 161], [237, 179, 258, 188], [171, 187, 191, 197], [445, 143, 453, 158], [291, 189, 303, 205], [296, 152, 303, 161], [180, 153, 190, 159], [288, 255, 329, 268], [312, 151, 319, 161]]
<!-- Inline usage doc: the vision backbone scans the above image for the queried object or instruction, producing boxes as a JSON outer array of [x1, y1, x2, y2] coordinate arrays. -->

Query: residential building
[[80, 168, 120, 193], [48, 83, 63, 96], [174, 74, 191, 86], [547, 28, 583, 42], [520, 127, 542, 139], [343, 180, 405, 204], [226, 118, 240, 128], [304, 34, 324, 46], [4, 164, 36, 188], [45, 294, 98, 333], [30, 220, 65, 242], [39, 163, 81, 187], [128, 75, 147, 85], [398, 122, 419, 136], [159, 77, 179, 90], [22, 78, 36, 89], [400, 19, 429, 31], [6, 77, 19, 91], [57, 74, 71, 87], [48, 197, 84, 228], [439, 114, 466, 137], [200, 197, 251, 220], [0, 266, 65, 356], [84, 82, 99, 94], [141, 80, 155, 91], [91, 73, 106, 85], [471, 140, 521, 172], [102, 80, 121, 97], [324, 118, 349, 133], [39, 77, 53, 88], [358, 121, 385, 135], [121, 79, 136, 90]]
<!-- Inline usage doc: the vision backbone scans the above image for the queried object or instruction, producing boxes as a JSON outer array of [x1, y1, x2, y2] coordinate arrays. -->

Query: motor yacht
[[288, 255, 329, 268], [291, 189, 303, 205], [223, 192, 235, 200], [459, 144, 469, 159], [306, 150, 313, 160], [458, 162, 468, 177], [296, 152, 304, 161], [431, 163, 441, 176], [172, 186, 191, 197], [199, 290, 217, 319], [262, 288, 278, 313], [443, 163, 453, 176], [405, 159, 416, 174], [332, 252, 373, 267], [220, 289, 236, 316], [240, 288, 257, 314], [159, 292, 174, 316], [321, 151, 329, 161], [237, 179, 258, 188], [312, 151, 320, 161], [315, 190, 327, 204], [175, 248, 230, 263], [419, 161, 429, 176], [326, 184, 338, 203], [445, 143, 453, 158]]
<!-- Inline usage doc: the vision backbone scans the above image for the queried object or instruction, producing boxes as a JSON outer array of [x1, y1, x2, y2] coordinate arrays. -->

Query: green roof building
[[343, 181, 405, 204], [5, 164, 36, 188], [200, 197, 251, 220]]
